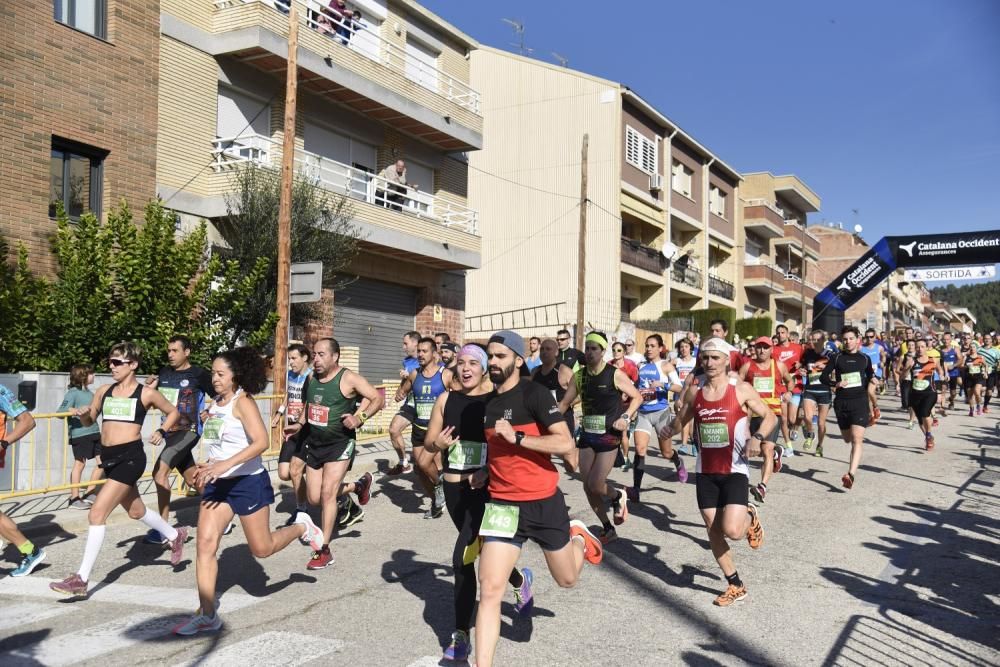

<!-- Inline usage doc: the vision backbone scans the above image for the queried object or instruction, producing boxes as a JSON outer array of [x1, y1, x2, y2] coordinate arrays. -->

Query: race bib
[[307, 403, 330, 427], [449, 440, 486, 470], [912, 379, 930, 391], [640, 388, 658, 403], [158, 387, 180, 406], [287, 400, 304, 424], [808, 372, 822, 385], [841, 372, 862, 389], [698, 422, 730, 448], [103, 397, 137, 422], [202, 416, 224, 444], [752, 377, 774, 394], [582, 414, 606, 434], [479, 503, 519, 539], [968, 364, 982, 375], [415, 401, 433, 421]]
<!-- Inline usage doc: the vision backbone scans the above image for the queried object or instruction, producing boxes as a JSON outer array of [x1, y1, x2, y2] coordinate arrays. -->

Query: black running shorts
[[305, 439, 355, 469], [834, 397, 870, 430], [278, 434, 305, 464], [910, 390, 937, 421], [482, 492, 571, 552], [99, 440, 146, 486], [696, 473, 749, 510]]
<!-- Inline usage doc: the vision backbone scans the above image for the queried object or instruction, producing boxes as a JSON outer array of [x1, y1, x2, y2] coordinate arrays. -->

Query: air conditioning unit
[[649, 173, 663, 191]]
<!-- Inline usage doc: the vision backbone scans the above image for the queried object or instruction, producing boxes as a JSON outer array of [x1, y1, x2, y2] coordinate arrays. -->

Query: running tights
[[633, 455, 646, 491]]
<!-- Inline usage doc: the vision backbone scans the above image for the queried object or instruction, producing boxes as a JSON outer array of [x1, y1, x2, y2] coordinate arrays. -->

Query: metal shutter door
[[334, 278, 417, 383]]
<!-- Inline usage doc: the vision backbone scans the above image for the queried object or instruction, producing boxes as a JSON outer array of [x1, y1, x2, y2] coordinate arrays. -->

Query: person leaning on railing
[[377, 159, 419, 212], [1, 384, 48, 577]]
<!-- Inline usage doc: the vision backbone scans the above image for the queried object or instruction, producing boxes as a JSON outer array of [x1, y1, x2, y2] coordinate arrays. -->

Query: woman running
[[609, 341, 639, 470], [673, 338, 698, 454], [423, 344, 531, 662], [903, 339, 944, 450], [174, 347, 322, 635], [801, 331, 834, 456], [51, 342, 187, 598]]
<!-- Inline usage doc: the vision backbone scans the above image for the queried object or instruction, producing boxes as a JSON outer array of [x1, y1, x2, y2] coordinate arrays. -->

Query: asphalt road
[[1, 401, 998, 666]]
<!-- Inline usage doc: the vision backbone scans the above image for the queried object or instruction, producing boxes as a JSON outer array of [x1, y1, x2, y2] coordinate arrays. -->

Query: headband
[[585, 332, 609, 350], [458, 344, 488, 371]]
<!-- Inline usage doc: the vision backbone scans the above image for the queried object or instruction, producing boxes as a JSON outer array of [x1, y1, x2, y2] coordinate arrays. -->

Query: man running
[[388, 331, 421, 475], [860, 329, 886, 397], [978, 334, 1000, 414], [739, 337, 794, 503], [286, 338, 383, 569], [964, 342, 989, 416], [0, 386, 46, 577], [939, 332, 963, 414], [902, 339, 944, 450], [627, 334, 685, 503], [273, 343, 313, 524], [476, 330, 601, 667], [558, 332, 642, 543], [144, 335, 215, 545], [773, 324, 804, 454], [555, 328, 584, 370], [820, 326, 878, 489], [662, 338, 770, 606], [531, 338, 575, 435], [440, 342, 463, 390], [801, 330, 834, 456]]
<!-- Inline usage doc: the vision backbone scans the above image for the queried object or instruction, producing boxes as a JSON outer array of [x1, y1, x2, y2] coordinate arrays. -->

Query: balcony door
[[216, 87, 271, 163], [405, 36, 439, 92], [302, 122, 377, 201]]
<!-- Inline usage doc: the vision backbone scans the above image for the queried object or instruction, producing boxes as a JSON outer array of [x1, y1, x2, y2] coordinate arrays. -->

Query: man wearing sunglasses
[[555, 329, 584, 372], [860, 329, 886, 398]]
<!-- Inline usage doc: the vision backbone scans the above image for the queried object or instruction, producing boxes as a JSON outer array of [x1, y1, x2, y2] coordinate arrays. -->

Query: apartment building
[[738, 172, 821, 330], [0, 0, 160, 274], [466, 48, 740, 339], [157, 0, 482, 381]]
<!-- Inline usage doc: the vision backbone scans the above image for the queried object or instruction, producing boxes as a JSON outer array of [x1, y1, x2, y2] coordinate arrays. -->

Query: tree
[[930, 282, 1000, 333], [217, 163, 362, 347], [0, 238, 52, 371]]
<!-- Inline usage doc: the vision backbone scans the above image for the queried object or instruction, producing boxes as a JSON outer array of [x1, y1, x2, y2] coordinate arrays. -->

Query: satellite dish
[[854, 224, 863, 234], [661, 242, 679, 260]]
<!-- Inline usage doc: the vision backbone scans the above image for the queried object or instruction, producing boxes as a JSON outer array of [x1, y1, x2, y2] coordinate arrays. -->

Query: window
[[50, 138, 106, 220], [709, 185, 727, 218], [53, 0, 106, 39], [671, 161, 693, 197], [625, 126, 657, 175], [405, 37, 439, 92]]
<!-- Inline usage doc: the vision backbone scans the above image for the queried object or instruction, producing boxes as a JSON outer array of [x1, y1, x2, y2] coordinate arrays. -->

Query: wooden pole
[[273, 3, 298, 443], [800, 221, 807, 328], [575, 134, 589, 350]]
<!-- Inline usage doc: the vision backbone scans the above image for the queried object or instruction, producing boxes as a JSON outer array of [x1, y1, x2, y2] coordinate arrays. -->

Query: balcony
[[671, 263, 703, 290], [773, 219, 821, 256], [742, 260, 784, 294], [775, 272, 820, 304], [708, 274, 735, 301], [206, 0, 482, 150], [742, 199, 784, 239], [621, 237, 666, 275]]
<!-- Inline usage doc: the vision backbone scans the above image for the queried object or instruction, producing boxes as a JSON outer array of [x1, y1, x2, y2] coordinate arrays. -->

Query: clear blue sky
[[422, 0, 1000, 285]]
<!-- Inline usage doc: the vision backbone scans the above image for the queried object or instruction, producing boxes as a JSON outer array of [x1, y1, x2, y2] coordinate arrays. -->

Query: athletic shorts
[[99, 440, 146, 486], [802, 388, 832, 406], [577, 421, 622, 452], [635, 408, 671, 439], [749, 415, 781, 443], [987, 372, 1000, 392], [157, 430, 199, 472], [203, 471, 274, 516], [411, 424, 428, 446], [696, 472, 749, 510], [834, 397, 870, 431], [70, 433, 101, 461], [305, 439, 356, 469], [788, 393, 802, 407], [482, 492, 571, 552], [396, 403, 417, 422], [948, 376, 960, 392], [910, 390, 937, 421], [968, 375, 986, 388], [278, 434, 305, 464]]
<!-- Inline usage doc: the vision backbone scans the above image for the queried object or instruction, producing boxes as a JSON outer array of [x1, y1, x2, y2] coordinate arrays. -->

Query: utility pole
[[273, 3, 299, 444], [800, 220, 807, 328], [575, 134, 588, 350]]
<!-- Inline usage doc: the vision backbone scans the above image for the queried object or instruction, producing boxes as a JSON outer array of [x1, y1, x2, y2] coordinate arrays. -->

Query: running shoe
[[513, 567, 534, 615], [842, 473, 854, 490], [675, 456, 689, 484], [621, 460, 631, 472], [801, 436, 814, 453], [82, 497, 94, 507], [746, 503, 763, 550], [783, 445, 795, 458], [143, 529, 168, 546], [386, 461, 412, 476], [815, 443, 824, 458], [968, 407, 975, 417], [750, 483, 767, 504], [790, 430, 800, 442], [10, 548, 46, 577], [49, 573, 88, 597], [341, 503, 365, 528], [68, 498, 88, 510], [569, 519, 603, 565], [222, 521, 236, 536], [932, 418, 939, 428], [907, 420, 916, 430], [599, 526, 618, 545], [169, 527, 189, 566], [295, 512, 323, 551], [713, 584, 747, 607], [925, 433, 935, 451], [434, 483, 446, 510], [355, 472, 373, 505], [625, 486, 640, 503], [443, 630, 470, 662], [307, 546, 334, 570], [423, 502, 443, 520], [773, 446, 783, 474], [613, 489, 628, 526], [976, 405, 983, 416], [173, 612, 222, 636]]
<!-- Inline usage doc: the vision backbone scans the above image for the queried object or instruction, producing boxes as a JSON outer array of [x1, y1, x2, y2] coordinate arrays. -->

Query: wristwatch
[[514, 431, 526, 446], [619, 413, 632, 423], [0, 439, 9, 450], [155, 428, 167, 438]]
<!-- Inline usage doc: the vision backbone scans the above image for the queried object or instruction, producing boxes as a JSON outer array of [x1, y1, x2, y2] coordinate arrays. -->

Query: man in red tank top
[[772, 324, 804, 453]]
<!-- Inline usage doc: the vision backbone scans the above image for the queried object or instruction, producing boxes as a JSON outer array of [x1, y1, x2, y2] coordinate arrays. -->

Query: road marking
[[406, 658, 446, 666], [170, 631, 344, 666], [0, 601, 74, 632], [0, 576, 263, 611], [1, 612, 177, 666]]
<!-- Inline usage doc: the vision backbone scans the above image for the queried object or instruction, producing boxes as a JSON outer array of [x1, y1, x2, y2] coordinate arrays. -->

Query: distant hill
[[930, 281, 1000, 333]]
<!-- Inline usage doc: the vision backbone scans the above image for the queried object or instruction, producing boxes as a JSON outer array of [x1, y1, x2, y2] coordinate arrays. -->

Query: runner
[[144, 335, 215, 545], [801, 331, 834, 456], [627, 334, 685, 502], [173, 347, 322, 635], [609, 341, 640, 471], [1, 385, 47, 577], [51, 342, 188, 597], [558, 332, 642, 543], [860, 329, 887, 398], [739, 337, 794, 502], [423, 344, 531, 662], [963, 342, 989, 416], [555, 328, 584, 370], [524, 336, 542, 372], [440, 342, 463, 391], [902, 339, 944, 451], [898, 328, 917, 428], [661, 337, 770, 606], [387, 331, 421, 475], [773, 324, 804, 454], [819, 327, 879, 490], [272, 343, 313, 524], [531, 338, 575, 435], [58, 364, 103, 508], [435, 332, 451, 350], [978, 334, 1000, 414], [939, 332, 963, 414], [285, 338, 384, 569], [624, 338, 645, 367], [673, 338, 698, 455], [475, 330, 601, 667]]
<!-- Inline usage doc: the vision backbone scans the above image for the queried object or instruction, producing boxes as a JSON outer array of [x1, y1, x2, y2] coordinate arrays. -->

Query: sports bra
[[101, 383, 148, 425]]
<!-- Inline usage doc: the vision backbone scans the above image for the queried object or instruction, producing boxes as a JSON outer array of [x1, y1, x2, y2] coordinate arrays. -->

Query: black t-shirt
[[441, 390, 493, 474], [156, 366, 214, 433], [532, 365, 567, 406], [820, 351, 873, 401], [558, 347, 583, 369]]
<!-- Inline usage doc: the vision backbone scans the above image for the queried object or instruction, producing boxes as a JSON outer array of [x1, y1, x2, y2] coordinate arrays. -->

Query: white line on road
[[406, 657, 446, 666], [170, 631, 344, 667], [0, 576, 263, 611], [0, 601, 74, 632]]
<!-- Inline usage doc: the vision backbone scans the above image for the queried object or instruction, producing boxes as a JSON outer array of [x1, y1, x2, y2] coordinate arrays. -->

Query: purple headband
[[458, 344, 488, 371]]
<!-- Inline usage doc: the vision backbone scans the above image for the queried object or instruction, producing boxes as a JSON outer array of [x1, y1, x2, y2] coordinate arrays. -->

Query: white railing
[[784, 219, 821, 244], [212, 0, 482, 115], [212, 134, 478, 233], [744, 198, 785, 217]]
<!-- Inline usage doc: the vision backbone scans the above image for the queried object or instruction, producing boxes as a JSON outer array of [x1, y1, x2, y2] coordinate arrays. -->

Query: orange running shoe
[[746, 503, 764, 550], [713, 584, 748, 607], [569, 519, 603, 565]]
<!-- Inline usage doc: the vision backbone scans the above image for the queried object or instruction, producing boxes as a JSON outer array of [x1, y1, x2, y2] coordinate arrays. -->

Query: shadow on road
[[0, 628, 52, 664]]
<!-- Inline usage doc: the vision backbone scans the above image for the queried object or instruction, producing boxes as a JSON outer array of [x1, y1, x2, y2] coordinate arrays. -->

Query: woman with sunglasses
[[51, 342, 188, 598], [609, 341, 639, 470]]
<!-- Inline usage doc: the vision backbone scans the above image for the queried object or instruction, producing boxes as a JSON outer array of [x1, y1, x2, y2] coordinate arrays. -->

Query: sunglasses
[[108, 358, 132, 367], [557, 337, 570, 342]]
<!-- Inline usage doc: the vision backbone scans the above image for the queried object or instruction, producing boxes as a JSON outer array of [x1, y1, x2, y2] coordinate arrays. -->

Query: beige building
[[738, 172, 821, 331], [466, 48, 741, 339], [157, 0, 482, 381]]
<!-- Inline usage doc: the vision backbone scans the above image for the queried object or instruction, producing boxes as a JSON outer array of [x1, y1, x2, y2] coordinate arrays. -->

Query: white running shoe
[[294, 512, 323, 551], [173, 613, 222, 636]]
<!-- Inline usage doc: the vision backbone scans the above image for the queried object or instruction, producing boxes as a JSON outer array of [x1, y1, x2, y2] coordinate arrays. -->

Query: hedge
[[735, 317, 774, 340], [660, 307, 737, 339]]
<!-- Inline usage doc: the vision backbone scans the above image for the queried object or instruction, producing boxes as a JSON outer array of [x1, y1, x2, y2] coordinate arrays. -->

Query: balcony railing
[[782, 219, 822, 250], [708, 274, 735, 300], [212, 134, 478, 233], [621, 237, 666, 274], [671, 263, 703, 289], [744, 198, 785, 217], [212, 0, 482, 115]]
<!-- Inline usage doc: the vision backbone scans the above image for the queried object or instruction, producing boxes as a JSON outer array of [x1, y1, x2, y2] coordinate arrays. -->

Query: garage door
[[334, 277, 417, 383]]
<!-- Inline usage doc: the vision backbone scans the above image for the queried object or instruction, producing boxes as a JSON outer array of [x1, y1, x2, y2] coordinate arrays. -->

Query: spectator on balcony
[[378, 159, 419, 212], [316, 0, 359, 45], [274, 0, 290, 15]]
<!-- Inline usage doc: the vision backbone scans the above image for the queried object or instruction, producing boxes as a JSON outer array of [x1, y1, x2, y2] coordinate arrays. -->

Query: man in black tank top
[[531, 339, 575, 433]]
